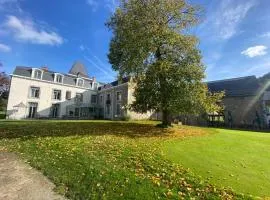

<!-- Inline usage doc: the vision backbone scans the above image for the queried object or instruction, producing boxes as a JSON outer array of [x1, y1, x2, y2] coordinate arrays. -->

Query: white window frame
[[116, 91, 122, 101], [52, 89, 62, 101], [99, 95, 103, 104], [29, 86, 40, 99], [76, 78, 84, 87], [91, 94, 97, 104], [93, 82, 98, 90], [32, 68, 43, 80], [66, 91, 72, 100], [54, 73, 64, 84], [75, 93, 83, 103]]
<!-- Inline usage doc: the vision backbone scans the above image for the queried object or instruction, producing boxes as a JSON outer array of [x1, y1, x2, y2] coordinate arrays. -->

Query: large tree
[[0, 63, 10, 111], [107, 0, 223, 126]]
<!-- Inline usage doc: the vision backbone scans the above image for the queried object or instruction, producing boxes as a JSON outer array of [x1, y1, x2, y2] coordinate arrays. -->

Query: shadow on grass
[[0, 120, 177, 139]]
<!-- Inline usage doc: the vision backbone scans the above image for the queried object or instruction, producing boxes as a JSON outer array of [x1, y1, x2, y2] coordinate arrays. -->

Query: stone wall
[[98, 82, 152, 120], [223, 95, 264, 127]]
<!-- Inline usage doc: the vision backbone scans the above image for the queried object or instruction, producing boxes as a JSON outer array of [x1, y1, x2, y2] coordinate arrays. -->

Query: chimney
[[40, 66, 48, 71]]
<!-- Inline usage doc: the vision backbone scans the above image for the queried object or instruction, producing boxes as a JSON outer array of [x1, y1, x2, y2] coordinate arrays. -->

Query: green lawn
[[0, 120, 265, 199], [163, 129, 270, 198]]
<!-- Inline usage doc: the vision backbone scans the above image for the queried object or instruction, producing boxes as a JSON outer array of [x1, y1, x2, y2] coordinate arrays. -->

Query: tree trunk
[[162, 109, 171, 127], [156, 46, 171, 128]]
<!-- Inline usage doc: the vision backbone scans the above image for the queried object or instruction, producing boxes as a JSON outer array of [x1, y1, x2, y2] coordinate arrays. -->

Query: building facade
[[207, 76, 270, 128], [6, 62, 150, 120], [6, 62, 270, 128]]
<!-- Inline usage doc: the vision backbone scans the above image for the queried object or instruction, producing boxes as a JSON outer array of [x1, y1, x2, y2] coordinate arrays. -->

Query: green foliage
[[107, 0, 223, 125], [120, 114, 131, 121], [0, 71, 9, 112], [0, 98, 7, 112], [0, 120, 251, 199]]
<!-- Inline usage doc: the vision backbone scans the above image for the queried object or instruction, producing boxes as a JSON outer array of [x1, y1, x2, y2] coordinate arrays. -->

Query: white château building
[[6, 62, 151, 120]]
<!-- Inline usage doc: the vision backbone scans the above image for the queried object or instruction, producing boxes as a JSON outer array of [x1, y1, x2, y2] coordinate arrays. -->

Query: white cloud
[[241, 45, 268, 58], [3, 15, 64, 46], [86, 0, 99, 11], [0, 43, 11, 52], [215, 0, 256, 39]]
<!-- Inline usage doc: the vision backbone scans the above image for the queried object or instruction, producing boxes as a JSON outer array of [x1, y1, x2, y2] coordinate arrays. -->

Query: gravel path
[[0, 152, 66, 200]]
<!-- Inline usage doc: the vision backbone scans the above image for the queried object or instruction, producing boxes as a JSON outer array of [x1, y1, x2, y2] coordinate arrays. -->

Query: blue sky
[[0, 0, 269, 83]]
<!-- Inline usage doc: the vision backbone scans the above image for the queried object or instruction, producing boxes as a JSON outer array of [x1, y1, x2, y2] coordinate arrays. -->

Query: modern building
[[6, 62, 151, 120]]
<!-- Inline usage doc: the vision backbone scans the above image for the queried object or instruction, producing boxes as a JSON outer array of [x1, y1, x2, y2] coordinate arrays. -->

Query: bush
[[0, 113, 6, 119], [121, 114, 131, 121]]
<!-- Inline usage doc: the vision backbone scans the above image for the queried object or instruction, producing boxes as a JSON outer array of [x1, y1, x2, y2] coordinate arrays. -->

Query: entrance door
[[28, 102, 38, 118], [106, 104, 111, 119], [51, 104, 60, 118], [75, 107, 80, 117]]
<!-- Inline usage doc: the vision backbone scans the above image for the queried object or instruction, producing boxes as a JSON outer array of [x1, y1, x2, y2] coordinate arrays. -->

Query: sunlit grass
[[164, 129, 270, 198], [0, 120, 252, 199]]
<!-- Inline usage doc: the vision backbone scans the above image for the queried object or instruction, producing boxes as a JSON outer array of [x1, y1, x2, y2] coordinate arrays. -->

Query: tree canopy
[[107, 0, 223, 126], [0, 65, 10, 111]]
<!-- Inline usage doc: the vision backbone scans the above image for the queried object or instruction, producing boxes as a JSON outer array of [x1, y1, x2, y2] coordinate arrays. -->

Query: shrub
[[121, 114, 131, 121]]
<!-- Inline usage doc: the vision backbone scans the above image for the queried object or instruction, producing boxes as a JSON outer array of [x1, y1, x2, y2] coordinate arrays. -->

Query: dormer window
[[54, 73, 64, 83], [93, 83, 98, 90], [32, 69, 43, 79], [77, 78, 84, 87]]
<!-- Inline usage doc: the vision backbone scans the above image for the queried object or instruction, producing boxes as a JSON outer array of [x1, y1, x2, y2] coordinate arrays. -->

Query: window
[[66, 91, 71, 100], [100, 95, 103, 104], [77, 78, 84, 87], [55, 74, 63, 83], [75, 93, 83, 103], [75, 108, 80, 117], [106, 104, 110, 115], [80, 107, 89, 117], [50, 104, 60, 118], [28, 102, 38, 118], [116, 103, 121, 115], [69, 110, 74, 116], [33, 69, 42, 79], [53, 90, 61, 100], [116, 92, 122, 101], [106, 93, 111, 104], [30, 87, 40, 98], [93, 83, 98, 90], [89, 107, 94, 113], [91, 95, 97, 104]]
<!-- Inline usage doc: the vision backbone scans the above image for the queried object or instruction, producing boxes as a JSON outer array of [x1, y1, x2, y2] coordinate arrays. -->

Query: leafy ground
[[0, 120, 261, 199], [164, 129, 270, 198]]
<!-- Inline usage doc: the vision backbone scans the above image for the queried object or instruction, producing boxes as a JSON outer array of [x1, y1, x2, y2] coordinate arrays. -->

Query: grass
[[0, 120, 262, 199], [163, 129, 270, 198]]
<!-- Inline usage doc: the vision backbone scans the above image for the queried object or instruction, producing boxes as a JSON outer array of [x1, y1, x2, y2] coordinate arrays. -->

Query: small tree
[[107, 0, 223, 126]]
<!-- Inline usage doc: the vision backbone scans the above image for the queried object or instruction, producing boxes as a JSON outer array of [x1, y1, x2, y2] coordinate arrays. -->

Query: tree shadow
[[0, 120, 176, 139]]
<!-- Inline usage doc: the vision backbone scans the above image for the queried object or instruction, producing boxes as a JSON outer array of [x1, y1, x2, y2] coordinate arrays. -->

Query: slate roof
[[12, 66, 94, 88], [69, 61, 89, 78], [98, 77, 130, 90], [207, 76, 261, 97]]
